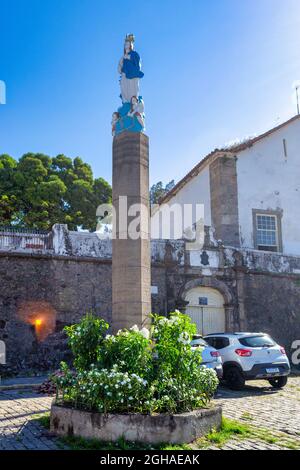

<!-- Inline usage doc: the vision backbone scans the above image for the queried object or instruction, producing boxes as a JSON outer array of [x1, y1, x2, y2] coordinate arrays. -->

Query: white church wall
[[151, 165, 212, 239], [236, 118, 300, 255]]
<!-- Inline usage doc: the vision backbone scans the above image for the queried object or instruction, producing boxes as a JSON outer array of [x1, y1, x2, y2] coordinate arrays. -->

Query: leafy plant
[[150, 312, 217, 411], [99, 327, 152, 378], [54, 311, 218, 414], [55, 365, 152, 414], [151, 311, 198, 377], [64, 313, 109, 371]]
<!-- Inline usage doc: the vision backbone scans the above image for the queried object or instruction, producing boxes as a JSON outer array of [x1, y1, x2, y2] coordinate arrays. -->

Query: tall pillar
[[112, 131, 151, 332]]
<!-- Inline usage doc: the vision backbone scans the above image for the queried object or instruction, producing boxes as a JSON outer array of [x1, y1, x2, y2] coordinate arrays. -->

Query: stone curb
[[0, 383, 41, 391], [50, 403, 222, 444]]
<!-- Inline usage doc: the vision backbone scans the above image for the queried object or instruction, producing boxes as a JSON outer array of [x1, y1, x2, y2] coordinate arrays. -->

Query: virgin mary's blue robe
[[122, 51, 144, 79]]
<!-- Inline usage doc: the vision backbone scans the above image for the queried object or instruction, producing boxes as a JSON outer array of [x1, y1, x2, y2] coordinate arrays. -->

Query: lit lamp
[[35, 318, 42, 327]]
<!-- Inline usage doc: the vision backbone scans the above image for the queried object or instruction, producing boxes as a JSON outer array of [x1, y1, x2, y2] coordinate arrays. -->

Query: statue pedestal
[[112, 132, 151, 332]]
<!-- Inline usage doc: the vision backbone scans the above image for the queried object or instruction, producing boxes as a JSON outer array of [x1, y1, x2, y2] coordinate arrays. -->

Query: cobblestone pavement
[[0, 389, 59, 450], [205, 375, 300, 450], [216, 377, 300, 436], [0, 376, 299, 450]]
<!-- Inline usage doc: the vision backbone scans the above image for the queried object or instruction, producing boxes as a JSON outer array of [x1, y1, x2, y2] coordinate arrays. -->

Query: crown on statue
[[125, 33, 135, 43]]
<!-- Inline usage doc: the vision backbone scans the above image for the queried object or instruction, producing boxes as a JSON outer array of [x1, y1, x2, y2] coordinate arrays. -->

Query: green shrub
[[64, 312, 109, 371], [54, 311, 218, 414], [150, 312, 217, 412], [55, 365, 153, 413], [99, 327, 152, 378]]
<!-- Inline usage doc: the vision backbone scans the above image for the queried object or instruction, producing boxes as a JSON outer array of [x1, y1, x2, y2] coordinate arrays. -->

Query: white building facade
[[153, 115, 300, 256]]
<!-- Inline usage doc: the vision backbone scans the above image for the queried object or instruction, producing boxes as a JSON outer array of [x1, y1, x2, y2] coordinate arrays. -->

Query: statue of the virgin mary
[[118, 34, 144, 103], [112, 34, 145, 135]]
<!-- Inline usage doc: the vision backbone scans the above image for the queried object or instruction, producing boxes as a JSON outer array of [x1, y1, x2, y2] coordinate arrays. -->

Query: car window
[[239, 335, 275, 348], [191, 338, 208, 347], [204, 337, 215, 348], [214, 337, 230, 349], [205, 337, 229, 349]]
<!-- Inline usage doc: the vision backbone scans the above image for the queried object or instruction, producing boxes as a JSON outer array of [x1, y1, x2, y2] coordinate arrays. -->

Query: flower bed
[[50, 311, 221, 443]]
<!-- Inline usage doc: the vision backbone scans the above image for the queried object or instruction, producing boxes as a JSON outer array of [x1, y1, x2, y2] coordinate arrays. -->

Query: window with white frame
[[256, 214, 278, 252]]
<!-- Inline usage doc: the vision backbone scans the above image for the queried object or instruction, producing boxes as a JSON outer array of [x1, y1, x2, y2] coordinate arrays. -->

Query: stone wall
[[0, 225, 300, 373], [237, 269, 300, 352], [0, 252, 112, 373]]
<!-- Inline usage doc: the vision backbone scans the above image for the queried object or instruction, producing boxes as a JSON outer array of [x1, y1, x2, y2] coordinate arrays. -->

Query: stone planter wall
[[50, 403, 222, 445]]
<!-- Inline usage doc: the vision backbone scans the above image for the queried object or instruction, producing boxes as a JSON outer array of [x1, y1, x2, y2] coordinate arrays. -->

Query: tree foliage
[[150, 180, 175, 205], [0, 153, 112, 231]]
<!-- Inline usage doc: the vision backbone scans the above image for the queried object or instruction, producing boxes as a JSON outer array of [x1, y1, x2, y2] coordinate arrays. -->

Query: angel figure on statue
[[111, 112, 120, 136], [128, 96, 145, 128]]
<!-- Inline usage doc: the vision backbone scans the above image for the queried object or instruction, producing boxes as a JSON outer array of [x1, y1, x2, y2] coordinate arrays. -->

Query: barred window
[[198, 297, 208, 306]]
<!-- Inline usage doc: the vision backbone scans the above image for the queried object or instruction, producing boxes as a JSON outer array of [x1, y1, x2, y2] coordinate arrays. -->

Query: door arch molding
[[178, 277, 235, 332]]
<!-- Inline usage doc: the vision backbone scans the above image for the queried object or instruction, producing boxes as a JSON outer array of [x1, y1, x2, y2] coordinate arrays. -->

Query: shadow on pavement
[[215, 383, 283, 399]]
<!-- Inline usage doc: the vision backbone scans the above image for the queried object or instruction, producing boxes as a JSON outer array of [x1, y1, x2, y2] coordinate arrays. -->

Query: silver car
[[191, 335, 223, 379]]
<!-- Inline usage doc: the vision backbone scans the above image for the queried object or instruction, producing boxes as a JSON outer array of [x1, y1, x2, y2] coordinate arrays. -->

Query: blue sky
[[1, 0, 300, 185]]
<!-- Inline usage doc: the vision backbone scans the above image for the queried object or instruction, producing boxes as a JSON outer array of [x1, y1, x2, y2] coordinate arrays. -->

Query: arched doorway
[[184, 286, 225, 335]]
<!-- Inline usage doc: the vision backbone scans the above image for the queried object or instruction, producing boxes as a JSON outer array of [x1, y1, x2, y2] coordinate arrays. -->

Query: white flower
[[178, 332, 190, 345], [140, 327, 150, 339], [107, 391, 112, 396], [128, 396, 133, 400], [130, 324, 139, 333]]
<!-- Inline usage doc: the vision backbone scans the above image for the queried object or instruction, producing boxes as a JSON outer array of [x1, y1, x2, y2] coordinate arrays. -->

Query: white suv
[[204, 332, 290, 390]]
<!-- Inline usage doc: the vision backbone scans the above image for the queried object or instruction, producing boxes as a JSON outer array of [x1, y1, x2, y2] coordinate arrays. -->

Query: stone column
[[112, 132, 151, 332], [209, 155, 240, 247]]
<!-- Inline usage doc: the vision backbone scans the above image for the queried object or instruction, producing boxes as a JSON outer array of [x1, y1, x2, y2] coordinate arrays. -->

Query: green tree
[[0, 153, 112, 231], [150, 180, 175, 205]]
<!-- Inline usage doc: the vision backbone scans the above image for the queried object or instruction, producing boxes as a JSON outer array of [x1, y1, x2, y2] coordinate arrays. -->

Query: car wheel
[[268, 376, 288, 388], [225, 366, 245, 390]]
